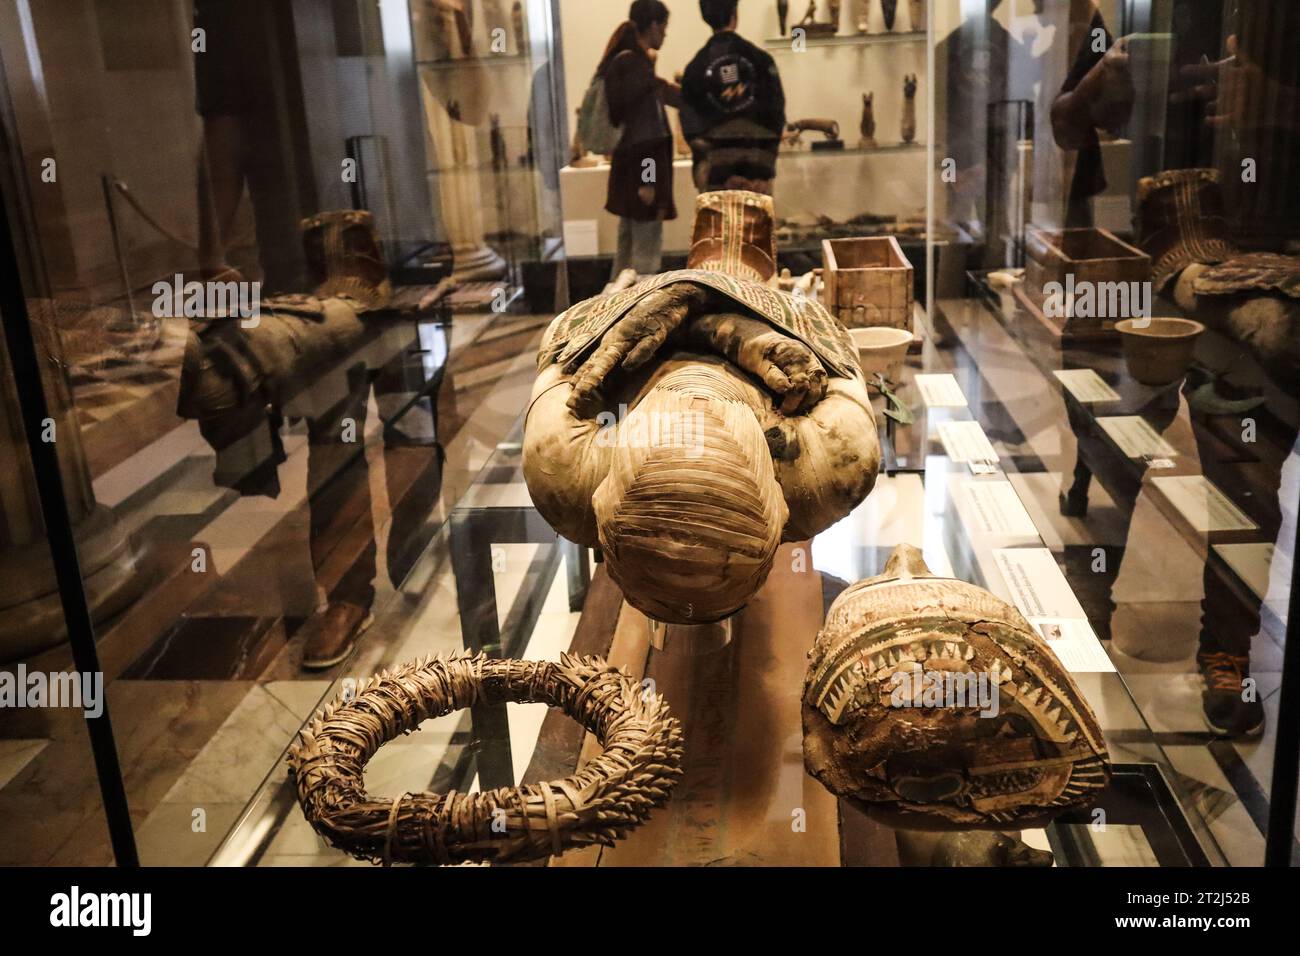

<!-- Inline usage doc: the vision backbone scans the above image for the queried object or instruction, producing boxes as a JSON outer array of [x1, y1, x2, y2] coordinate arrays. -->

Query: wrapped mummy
[[803, 545, 1111, 829], [1139, 168, 1300, 377], [524, 192, 880, 624], [177, 211, 394, 494]]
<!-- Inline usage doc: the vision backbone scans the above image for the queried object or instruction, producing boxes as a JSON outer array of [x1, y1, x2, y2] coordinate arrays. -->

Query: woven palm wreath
[[287, 652, 684, 865]]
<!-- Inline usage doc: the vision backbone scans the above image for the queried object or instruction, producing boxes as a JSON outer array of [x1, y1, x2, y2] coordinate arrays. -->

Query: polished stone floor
[[0, 306, 550, 865]]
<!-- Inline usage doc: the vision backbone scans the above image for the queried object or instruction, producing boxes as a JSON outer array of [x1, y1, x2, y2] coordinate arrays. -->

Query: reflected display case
[[924, 0, 1300, 866], [0, 0, 567, 867], [0, 0, 1296, 872], [412, 0, 569, 312]]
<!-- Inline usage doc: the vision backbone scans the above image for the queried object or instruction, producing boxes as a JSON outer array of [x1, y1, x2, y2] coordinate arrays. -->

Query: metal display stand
[[448, 439, 590, 789]]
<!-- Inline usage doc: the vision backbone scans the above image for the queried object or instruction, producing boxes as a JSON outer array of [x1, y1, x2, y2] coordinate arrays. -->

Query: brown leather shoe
[[300, 602, 372, 671]]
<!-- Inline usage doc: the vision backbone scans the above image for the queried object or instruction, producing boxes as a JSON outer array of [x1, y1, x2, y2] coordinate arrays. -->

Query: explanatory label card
[[962, 480, 1039, 538], [1213, 543, 1278, 602], [938, 421, 999, 464], [1153, 475, 1259, 533], [993, 547, 1088, 620], [915, 373, 968, 408], [1053, 368, 1121, 403], [1098, 416, 1177, 459], [1029, 618, 1116, 673]]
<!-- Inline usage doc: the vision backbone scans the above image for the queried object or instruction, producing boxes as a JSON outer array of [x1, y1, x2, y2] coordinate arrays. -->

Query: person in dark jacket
[[194, 0, 313, 291], [598, 0, 681, 277], [1048, 3, 1132, 227], [681, 0, 786, 193]]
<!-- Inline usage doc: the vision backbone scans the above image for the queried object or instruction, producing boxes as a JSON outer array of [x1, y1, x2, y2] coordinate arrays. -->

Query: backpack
[[577, 76, 622, 155]]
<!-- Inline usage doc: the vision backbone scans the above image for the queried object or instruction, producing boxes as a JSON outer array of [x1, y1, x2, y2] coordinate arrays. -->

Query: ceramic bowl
[[1115, 317, 1205, 386], [849, 326, 913, 384]]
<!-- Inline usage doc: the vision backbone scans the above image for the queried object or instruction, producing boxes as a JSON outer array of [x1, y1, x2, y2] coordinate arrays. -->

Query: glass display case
[[0, 0, 566, 867], [923, 0, 1300, 866], [413, 0, 569, 312], [0, 0, 1295, 873]]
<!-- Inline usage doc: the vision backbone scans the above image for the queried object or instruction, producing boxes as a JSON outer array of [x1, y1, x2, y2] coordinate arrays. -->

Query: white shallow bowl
[[849, 327, 913, 383]]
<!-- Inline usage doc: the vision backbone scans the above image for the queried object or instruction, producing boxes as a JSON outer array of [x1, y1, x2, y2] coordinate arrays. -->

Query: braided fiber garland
[[287, 652, 684, 865]]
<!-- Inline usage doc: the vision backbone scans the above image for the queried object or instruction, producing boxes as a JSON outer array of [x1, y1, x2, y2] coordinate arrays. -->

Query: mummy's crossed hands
[[566, 282, 828, 418]]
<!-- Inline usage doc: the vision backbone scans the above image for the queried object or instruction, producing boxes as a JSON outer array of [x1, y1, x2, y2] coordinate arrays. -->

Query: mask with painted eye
[[802, 544, 1110, 830]]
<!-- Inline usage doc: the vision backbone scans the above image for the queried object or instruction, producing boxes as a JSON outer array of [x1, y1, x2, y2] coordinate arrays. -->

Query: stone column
[[0, 303, 149, 662], [417, 56, 508, 284]]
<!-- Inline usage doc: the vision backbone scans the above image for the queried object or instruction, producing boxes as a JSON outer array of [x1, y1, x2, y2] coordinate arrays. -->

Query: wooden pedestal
[[546, 545, 844, 867]]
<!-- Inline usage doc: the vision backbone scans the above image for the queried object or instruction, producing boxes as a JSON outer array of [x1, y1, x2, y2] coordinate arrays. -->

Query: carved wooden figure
[[859, 93, 876, 148], [482, 0, 506, 38], [795, 0, 837, 35], [901, 74, 917, 144], [786, 117, 841, 149], [424, 0, 474, 57], [909, 0, 925, 31], [512, 1, 526, 54]]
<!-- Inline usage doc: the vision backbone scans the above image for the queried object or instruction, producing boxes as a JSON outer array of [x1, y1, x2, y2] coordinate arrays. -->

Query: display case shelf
[[427, 162, 536, 174], [781, 142, 926, 157], [416, 53, 529, 70], [565, 141, 926, 171], [764, 30, 925, 50]]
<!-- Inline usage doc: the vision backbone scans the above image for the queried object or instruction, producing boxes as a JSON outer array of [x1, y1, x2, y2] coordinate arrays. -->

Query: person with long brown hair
[[596, 0, 681, 277]]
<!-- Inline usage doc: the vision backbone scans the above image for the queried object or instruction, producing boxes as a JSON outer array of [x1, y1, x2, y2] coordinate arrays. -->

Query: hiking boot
[[1197, 651, 1265, 738], [300, 602, 372, 671]]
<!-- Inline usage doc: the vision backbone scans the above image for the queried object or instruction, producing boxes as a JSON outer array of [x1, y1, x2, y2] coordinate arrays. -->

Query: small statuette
[[511, 1, 526, 54], [909, 0, 926, 31], [901, 73, 917, 144], [859, 92, 876, 149]]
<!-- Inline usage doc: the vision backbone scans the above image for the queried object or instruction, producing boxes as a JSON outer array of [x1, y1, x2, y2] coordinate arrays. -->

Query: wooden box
[[1018, 227, 1152, 343], [822, 236, 913, 331]]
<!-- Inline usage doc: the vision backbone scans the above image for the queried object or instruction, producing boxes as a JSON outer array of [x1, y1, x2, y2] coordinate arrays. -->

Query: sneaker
[[1197, 651, 1265, 738], [300, 602, 373, 671]]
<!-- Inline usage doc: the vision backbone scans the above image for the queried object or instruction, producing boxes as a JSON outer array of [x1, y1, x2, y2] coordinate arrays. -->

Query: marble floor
[[0, 306, 551, 865]]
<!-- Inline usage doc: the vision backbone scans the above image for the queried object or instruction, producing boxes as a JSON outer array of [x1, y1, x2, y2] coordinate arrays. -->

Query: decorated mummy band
[[803, 545, 1111, 829]]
